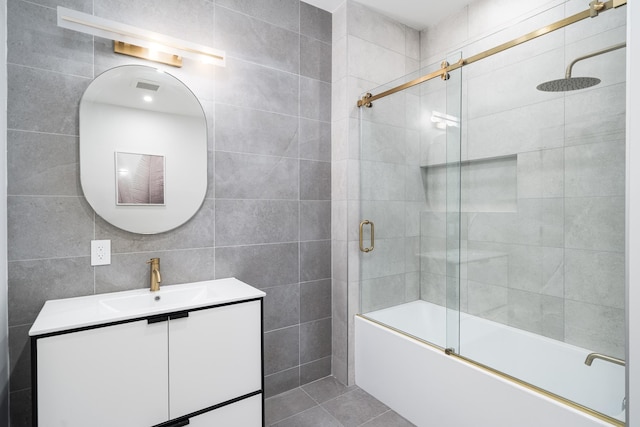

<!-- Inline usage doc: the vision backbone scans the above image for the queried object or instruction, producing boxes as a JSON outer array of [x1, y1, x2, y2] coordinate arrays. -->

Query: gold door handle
[[359, 220, 375, 253]]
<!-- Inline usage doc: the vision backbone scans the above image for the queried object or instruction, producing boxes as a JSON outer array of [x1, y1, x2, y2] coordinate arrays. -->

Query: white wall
[[626, 1, 639, 424], [0, 0, 9, 422]]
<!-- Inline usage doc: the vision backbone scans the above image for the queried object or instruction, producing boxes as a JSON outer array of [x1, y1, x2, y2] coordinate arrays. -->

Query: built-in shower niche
[[420, 154, 517, 213]]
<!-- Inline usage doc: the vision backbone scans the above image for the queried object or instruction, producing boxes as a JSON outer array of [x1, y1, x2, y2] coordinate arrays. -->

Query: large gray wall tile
[[301, 2, 332, 43], [264, 283, 300, 332], [565, 196, 625, 252], [215, 152, 299, 200], [300, 318, 332, 364], [8, 65, 89, 135], [565, 249, 625, 309], [215, 6, 299, 74], [215, 0, 300, 32], [216, 58, 299, 116], [215, 243, 299, 288], [8, 0, 93, 77], [300, 119, 331, 162], [265, 325, 300, 375], [300, 201, 331, 241], [301, 240, 331, 282], [264, 367, 300, 399], [9, 257, 93, 326], [301, 77, 332, 122], [301, 278, 332, 323], [8, 131, 80, 196], [300, 356, 332, 386], [215, 104, 298, 158], [301, 36, 332, 83], [301, 160, 331, 200], [9, 324, 32, 393], [8, 196, 93, 261], [94, 0, 214, 46], [216, 200, 298, 246]]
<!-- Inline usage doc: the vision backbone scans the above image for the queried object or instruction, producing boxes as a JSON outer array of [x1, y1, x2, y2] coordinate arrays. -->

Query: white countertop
[[29, 278, 265, 337]]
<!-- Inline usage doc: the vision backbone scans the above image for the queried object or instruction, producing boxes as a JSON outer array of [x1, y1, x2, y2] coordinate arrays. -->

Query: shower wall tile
[[361, 121, 406, 164], [517, 148, 564, 199], [507, 289, 563, 340], [565, 249, 625, 309], [332, 2, 347, 43], [215, 243, 299, 289], [301, 35, 332, 83], [215, 0, 300, 32], [564, 196, 625, 252], [420, 272, 446, 307], [8, 0, 93, 77], [347, 36, 406, 86], [264, 283, 300, 332], [216, 58, 299, 116], [466, 280, 508, 324], [347, 1, 406, 55], [8, 196, 93, 261], [564, 83, 626, 147], [7, 65, 89, 135], [214, 6, 299, 74], [564, 141, 626, 197], [7, 131, 80, 196], [215, 104, 299, 158], [8, 257, 93, 327], [28, 0, 91, 12], [360, 161, 405, 201], [361, 273, 406, 313], [215, 152, 299, 200], [565, 300, 625, 359], [360, 201, 405, 239], [420, 5, 468, 62], [360, 238, 406, 280]]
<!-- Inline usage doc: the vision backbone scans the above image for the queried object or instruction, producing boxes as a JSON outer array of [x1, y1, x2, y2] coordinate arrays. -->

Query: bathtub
[[356, 300, 625, 427]]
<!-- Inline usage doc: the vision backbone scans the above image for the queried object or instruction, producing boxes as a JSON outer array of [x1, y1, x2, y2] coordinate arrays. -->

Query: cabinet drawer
[[168, 300, 262, 418], [188, 394, 262, 427], [36, 320, 169, 427]]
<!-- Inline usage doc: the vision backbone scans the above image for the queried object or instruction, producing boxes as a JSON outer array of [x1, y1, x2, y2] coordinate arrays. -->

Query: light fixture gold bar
[[357, 0, 626, 108], [114, 41, 183, 67]]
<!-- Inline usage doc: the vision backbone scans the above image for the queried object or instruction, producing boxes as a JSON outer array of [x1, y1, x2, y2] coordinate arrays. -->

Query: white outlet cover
[[91, 240, 111, 266]]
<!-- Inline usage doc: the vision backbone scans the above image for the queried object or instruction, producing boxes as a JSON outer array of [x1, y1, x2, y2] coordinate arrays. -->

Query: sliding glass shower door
[[358, 53, 463, 352]]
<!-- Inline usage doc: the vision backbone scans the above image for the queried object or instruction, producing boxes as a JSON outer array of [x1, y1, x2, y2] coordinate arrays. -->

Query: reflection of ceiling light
[[143, 95, 153, 103], [430, 111, 460, 129], [57, 7, 226, 68], [117, 169, 129, 175]]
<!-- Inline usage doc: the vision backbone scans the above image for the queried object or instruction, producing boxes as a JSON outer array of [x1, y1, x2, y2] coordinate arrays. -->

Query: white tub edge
[[355, 316, 616, 427]]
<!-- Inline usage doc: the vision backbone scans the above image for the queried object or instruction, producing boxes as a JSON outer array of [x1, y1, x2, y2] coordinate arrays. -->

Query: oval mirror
[[79, 65, 207, 234]]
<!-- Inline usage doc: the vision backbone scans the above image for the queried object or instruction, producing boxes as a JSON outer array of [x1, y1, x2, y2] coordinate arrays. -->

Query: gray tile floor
[[265, 376, 416, 427]]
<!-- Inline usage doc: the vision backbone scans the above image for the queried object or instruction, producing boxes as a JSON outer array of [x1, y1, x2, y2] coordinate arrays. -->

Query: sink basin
[[99, 285, 207, 313], [29, 278, 266, 336]]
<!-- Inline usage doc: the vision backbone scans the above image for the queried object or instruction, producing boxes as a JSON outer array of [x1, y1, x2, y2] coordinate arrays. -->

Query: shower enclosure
[[356, 0, 627, 424]]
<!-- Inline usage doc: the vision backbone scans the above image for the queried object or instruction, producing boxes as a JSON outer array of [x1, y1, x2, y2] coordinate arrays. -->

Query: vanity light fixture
[[57, 6, 226, 68]]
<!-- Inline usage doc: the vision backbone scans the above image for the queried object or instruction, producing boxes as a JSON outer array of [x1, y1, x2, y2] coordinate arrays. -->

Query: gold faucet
[[147, 258, 162, 291]]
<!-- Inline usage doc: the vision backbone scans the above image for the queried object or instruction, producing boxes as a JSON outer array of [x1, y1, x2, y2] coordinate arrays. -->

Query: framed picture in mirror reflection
[[115, 152, 166, 206]]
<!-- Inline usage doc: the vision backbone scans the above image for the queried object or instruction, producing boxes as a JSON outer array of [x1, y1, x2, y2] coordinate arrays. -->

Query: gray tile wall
[[6, 0, 331, 425]]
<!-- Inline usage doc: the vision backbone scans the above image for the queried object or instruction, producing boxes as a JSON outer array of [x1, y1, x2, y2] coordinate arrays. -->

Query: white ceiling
[[304, 0, 471, 30]]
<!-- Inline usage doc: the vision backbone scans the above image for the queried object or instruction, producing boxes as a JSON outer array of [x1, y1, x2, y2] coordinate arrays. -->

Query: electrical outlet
[[91, 240, 111, 266]]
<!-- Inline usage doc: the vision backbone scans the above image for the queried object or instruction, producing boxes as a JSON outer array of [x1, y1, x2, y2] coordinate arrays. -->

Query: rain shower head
[[536, 42, 625, 92], [536, 76, 601, 92]]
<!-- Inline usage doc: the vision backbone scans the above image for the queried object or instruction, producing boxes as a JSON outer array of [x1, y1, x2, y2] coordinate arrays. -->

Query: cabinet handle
[[147, 314, 169, 324], [169, 311, 189, 320]]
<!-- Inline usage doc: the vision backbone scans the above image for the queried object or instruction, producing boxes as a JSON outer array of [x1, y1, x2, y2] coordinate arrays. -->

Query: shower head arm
[[565, 42, 626, 78]]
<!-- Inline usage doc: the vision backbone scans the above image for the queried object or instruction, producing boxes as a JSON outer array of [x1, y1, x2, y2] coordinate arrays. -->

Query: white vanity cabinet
[[30, 279, 265, 427]]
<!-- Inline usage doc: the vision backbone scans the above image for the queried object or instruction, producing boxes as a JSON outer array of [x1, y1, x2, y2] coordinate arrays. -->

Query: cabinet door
[[168, 300, 262, 418], [37, 320, 169, 427], [188, 394, 262, 427]]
